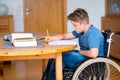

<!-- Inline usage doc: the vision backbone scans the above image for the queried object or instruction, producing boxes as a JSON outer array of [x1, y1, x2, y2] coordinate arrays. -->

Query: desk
[[0, 34, 76, 80]]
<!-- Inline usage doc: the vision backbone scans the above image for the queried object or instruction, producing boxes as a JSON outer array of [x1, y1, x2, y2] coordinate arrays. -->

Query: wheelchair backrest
[[102, 30, 111, 57]]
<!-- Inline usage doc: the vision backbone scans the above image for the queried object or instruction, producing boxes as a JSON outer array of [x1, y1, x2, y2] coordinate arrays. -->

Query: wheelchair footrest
[[63, 67, 74, 72], [63, 67, 74, 80]]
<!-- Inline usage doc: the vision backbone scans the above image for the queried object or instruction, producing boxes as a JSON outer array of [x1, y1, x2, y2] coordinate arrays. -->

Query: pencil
[[46, 29, 49, 36]]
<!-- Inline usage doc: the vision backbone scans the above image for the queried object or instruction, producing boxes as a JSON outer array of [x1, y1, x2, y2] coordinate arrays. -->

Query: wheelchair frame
[[64, 30, 120, 80]]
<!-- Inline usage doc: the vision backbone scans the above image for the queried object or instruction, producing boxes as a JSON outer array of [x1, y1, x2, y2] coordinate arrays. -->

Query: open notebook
[[48, 40, 78, 45]]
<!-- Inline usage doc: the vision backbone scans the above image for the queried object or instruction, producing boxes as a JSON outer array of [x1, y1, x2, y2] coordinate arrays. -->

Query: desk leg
[[0, 61, 3, 80], [56, 53, 63, 80]]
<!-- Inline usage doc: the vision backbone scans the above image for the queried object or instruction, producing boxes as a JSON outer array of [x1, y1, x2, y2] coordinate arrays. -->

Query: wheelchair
[[63, 30, 120, 80]]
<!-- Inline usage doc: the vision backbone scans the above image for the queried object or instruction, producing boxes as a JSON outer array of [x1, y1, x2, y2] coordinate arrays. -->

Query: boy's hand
[[44, 36, 52, 42]]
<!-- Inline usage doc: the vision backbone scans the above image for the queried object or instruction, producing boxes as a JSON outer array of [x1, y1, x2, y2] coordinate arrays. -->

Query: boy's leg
[[62, 50, 87, 68], [41, 59, 55, 80], [42, 50, 87, 80], [47, 60, 55, 80]]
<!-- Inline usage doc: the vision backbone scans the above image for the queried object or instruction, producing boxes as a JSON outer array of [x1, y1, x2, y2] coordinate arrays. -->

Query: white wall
[[67, 0, 105, 32], [0, 0, 105, 32], [0, 0, 24, 32]]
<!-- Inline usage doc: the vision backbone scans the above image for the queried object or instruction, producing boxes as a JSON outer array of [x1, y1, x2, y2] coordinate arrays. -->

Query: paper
[[48, 40, 77, 45]]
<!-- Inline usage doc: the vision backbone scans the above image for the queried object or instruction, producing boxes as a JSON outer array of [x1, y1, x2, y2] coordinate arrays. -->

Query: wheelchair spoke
[[71, 58, 120, 80]]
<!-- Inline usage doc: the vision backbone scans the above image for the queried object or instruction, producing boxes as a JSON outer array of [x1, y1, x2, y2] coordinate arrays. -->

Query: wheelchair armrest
[[103, 29, 111, 33]]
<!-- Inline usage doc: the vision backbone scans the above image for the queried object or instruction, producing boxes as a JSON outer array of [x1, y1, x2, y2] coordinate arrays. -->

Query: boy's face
[[71, 20, 86, 33]]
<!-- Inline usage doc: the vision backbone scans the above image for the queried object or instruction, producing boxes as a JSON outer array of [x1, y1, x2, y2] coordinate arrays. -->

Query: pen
[[46, 29, 50, 41], [46, 29, 49, 36]]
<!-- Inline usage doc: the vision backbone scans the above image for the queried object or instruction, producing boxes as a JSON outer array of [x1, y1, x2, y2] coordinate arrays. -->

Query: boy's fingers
[[45, 36, 51, 42]]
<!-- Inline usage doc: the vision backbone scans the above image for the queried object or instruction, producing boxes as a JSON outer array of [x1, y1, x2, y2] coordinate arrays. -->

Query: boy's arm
[[78, 48, 98, 58], [45, 32, 75, 42]]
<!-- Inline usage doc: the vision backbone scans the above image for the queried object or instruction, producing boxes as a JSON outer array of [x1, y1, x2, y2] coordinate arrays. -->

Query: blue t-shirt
[[72, 25, 105, 57]]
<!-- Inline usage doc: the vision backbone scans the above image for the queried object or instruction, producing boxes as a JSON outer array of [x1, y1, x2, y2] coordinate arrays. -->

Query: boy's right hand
[[44, 36, 52, 42]]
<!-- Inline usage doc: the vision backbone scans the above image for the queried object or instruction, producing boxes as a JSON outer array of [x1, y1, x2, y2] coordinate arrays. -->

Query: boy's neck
[[83, 24, 90, 34]]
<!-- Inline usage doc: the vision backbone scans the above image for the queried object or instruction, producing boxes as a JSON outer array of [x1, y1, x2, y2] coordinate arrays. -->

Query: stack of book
[[11, 33, 37, 47]]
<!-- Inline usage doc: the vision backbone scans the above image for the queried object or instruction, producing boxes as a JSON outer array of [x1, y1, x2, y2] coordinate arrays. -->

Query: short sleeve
[[88, 33, 100, 49], [72, 31, 79, 38]]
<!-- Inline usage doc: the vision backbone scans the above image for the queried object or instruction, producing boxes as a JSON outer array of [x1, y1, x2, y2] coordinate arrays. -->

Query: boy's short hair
[[68, 8, 89, 23]]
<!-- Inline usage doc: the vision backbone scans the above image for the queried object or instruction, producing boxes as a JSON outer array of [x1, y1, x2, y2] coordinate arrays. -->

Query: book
[[48, 40, 78, 45], [11, 33, 37, 47]]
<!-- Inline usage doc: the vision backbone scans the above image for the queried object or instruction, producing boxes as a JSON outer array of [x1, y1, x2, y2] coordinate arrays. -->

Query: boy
[[42, 8, 105, 80]]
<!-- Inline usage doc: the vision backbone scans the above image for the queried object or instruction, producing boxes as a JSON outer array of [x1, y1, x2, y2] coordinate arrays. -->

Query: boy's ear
[[82, 20, 87, 25]]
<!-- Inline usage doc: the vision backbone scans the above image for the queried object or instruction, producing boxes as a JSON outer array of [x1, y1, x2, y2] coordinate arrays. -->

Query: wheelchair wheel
[[72, 58, 120, 80]]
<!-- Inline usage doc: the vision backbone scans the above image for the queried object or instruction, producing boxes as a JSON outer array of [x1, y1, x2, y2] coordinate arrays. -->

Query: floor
[[0, 57, 120, 80]]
